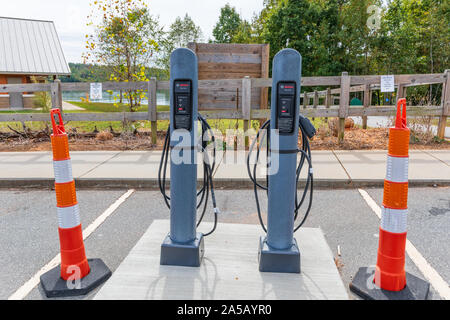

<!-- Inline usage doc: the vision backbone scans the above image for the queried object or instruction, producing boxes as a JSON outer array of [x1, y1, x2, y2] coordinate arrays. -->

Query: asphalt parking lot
[[0, 186, 448, 300]]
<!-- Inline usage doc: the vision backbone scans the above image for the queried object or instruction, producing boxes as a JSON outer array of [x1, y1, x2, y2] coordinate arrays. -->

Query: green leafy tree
[[339, 0, 382, 75], [372, 0, 450, 103], [251, 0, 284, 44], [83, 0, 163, 111], [231, 20, 254, 43], [262, 0, 325, 76], [212, 4, 242, 43], [159, 14, 203, 74]]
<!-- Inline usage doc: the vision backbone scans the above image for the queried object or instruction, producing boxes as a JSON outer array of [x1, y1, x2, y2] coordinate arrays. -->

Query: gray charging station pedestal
[[259, 48, 302, 274], [160, 48, 204, 267]]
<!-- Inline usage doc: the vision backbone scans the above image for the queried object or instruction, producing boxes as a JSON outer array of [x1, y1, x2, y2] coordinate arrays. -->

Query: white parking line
[[358, 188, 450, 300], [8, 189, 135, 300]]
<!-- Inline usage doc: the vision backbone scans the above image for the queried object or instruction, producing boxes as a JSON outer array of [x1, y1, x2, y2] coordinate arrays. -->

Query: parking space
[[0, 187, 447, 300], [366, 187, 450, 287]]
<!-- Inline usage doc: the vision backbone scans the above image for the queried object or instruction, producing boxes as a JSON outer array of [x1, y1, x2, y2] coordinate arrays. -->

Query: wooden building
[[0, 17, 70, 109]]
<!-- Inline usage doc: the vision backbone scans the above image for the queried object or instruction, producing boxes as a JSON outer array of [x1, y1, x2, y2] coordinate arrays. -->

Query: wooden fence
[[187, 42, 270, 111], [0, 70, 448, 144]]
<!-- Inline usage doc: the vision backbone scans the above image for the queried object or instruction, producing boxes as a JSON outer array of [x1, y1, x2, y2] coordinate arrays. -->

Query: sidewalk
[[0, 150, 448, 189]]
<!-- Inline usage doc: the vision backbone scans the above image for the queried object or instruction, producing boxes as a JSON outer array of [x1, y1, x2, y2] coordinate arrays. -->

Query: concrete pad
[[81, 151, 162, 179], [94, 220, 348, 300], [333, 150, 387, 180], [0, 151, 120, 179], [334, 150, 450, 181], [422, 150, 450, 166], [82, 151, 211, 179], [0, 152, 53, 178], [214, 154, 266, 179], [214, 151, 348, 181], [70, 151, 121, 178], [306, 151, 348, 180], [408, 151, 450, 180]]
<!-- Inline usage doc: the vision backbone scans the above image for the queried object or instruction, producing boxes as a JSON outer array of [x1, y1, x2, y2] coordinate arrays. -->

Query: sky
[[0, 0, 265, 64]]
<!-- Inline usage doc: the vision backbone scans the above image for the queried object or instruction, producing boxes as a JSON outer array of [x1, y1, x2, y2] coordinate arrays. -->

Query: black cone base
[[40, 258, 112, 298], [350, 267, 430, 300]]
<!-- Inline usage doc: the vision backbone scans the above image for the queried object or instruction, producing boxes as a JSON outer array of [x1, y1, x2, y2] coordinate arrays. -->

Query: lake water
[[62, 90, 170, 106]]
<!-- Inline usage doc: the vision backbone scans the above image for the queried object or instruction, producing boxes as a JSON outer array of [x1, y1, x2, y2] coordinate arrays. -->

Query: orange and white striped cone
[[40, 108, 111, 298], [350, 99, 430, 300]]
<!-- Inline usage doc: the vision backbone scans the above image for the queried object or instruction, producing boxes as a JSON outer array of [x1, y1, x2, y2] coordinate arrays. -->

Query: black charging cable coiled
[[158, 114, 219, 237], [246, 117, 315, 233]]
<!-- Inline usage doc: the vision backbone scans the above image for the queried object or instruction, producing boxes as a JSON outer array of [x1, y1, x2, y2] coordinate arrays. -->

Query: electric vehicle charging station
[[159, 48, 218, 268], [95, 48, 351, 300], [248, 48, 316, 274], [160, 48, 203, 267]]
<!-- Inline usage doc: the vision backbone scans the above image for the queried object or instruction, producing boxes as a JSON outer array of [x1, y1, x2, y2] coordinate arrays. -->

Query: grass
[[0, 102, 170, 133], [67, 101, 170, 113], [0, 109, 46, 113]]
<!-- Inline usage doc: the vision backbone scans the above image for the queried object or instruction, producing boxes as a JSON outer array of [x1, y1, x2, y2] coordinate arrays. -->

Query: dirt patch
[[0, 132, 163, 152], [0, 127, 448, 152]]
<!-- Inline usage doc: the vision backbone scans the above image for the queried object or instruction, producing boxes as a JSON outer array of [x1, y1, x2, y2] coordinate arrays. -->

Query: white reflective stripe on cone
[[57, 204, 81, 229], [53, 159, 73, 184], [381, 206, 408, 234], [386, 156, 409, 183]]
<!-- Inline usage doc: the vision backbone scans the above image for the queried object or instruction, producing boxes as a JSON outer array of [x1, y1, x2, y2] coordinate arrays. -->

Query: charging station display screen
[[173, 80, 193, 131], [276, 82, 296, 134]]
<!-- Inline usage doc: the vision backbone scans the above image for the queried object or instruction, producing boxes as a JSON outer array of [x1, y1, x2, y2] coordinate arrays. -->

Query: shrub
[[33, 92, 51, 112]]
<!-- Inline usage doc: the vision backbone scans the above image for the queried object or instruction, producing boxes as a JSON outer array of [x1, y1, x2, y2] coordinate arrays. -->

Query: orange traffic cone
[[350, 99, 430, 300], [40, 109, 111, 298]]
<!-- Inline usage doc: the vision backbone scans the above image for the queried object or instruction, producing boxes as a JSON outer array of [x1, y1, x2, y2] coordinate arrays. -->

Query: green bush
[[33, 92, 51, 113]]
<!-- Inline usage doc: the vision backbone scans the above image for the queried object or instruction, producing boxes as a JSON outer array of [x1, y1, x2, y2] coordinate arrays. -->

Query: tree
[[159, 14, 203, 74], [83, 0, 163, 111], [231, 20, 254, 43], [250, 0, 283, 44], [372, 0, 450, 104], [262, 0, 325, 76], [339, 0, 382, 75], [212, 4, 242, 43]]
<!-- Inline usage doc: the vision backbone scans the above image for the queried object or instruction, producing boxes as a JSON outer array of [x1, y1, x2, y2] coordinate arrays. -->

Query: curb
[[0, 178, 449, 190]]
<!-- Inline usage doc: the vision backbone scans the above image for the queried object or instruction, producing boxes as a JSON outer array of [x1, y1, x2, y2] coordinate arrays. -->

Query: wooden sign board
[[187, 43, 270, 111]]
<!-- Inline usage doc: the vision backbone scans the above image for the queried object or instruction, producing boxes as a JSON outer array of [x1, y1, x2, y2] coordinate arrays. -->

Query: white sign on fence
[[380, 75, 395, 93], [90, 83, 103, 100]]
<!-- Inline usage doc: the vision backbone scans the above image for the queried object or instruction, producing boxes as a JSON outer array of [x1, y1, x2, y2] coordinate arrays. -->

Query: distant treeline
[[61, 63, 169, 83]]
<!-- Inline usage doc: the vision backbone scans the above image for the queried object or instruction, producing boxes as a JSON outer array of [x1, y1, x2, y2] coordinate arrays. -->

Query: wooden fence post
[[242, 76, 252, 148], [437, 70, 449, 140], [259, 44, 270, 128], [312, 90, 318, 121], [303, 92, 308, 109], [396, 83, 406, 103], [362, 84, 370, 129], [325, 87, 331, 123], [148, 78, 158, 145], [51, 79, 63, 114], [338, 72, 350, 143]]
